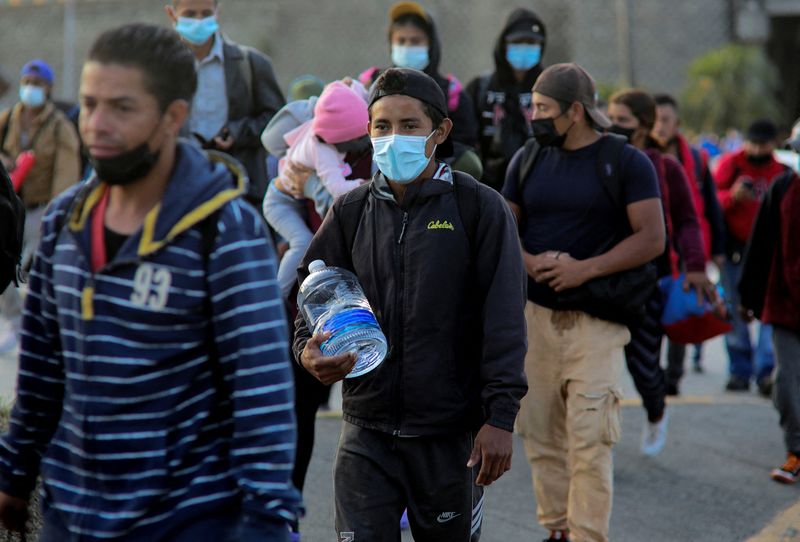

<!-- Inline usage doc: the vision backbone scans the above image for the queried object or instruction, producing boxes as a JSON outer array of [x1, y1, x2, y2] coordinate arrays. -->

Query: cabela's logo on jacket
[[427, 219, 454, 231]]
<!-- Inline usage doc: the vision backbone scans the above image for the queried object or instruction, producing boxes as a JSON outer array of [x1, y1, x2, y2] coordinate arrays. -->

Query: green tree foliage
[[681, 44, 781, 134]]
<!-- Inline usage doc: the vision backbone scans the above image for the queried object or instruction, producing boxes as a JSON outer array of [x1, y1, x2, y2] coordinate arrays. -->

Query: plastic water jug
[[297, 260, 387, 378]]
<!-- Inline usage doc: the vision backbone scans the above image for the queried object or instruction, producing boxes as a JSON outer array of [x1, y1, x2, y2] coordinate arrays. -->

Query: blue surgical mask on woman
[[19, 85, 46, 108], [506, 43, 542, 71], [175, 16, 219, 46], [391, 45, 430, 71], [371, 131, 437, 183]]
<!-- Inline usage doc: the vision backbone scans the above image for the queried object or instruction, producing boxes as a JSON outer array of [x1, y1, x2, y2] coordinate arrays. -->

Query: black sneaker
[[666, 382, 680, 396], [543, 531, 570, 541], [726, 376, 750, 392], [757, 376, 773, 398]]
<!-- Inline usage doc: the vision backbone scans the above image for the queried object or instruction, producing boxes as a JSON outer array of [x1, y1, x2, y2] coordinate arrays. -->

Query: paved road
[[298, 337, 795, 542], [1, 336, 794, 541]]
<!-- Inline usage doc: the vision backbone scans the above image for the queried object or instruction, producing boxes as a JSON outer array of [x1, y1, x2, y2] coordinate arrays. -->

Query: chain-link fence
[[0, 0, 733, 107]]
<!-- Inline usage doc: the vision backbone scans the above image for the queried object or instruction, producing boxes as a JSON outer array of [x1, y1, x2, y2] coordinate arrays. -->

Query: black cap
[[533, 63, 611, 129], [368, 68, 453, 157], [746, 119, 777, 143], [368, 68, 447, 117], [505, 19, 545, 42]]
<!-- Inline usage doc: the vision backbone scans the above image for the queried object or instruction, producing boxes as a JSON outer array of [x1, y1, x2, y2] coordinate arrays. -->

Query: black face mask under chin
[[90, 124, 162, 186], [531, 116, 574, 148]]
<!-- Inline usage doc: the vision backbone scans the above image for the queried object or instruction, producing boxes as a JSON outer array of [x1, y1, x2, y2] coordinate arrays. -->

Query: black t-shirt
[[104, 227, 128, 263], [502, 137, 660, 307]]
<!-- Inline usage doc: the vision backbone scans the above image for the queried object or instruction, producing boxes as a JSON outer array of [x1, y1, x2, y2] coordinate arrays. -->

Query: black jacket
[[739, 169, 797, 325], [182, 37, 285, 207], [292, 167, 528, 436], [466, 8, 546, 191]]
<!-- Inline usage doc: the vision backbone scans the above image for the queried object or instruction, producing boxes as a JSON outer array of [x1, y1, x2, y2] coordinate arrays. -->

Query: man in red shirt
[[714, 119, 788, 394]]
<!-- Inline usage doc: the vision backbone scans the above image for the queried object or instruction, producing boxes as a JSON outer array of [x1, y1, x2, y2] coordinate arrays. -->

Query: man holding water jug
[[293, 67, 528, 542]]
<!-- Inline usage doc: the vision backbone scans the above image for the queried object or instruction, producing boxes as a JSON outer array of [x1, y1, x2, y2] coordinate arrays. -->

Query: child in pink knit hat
[[263, 79, 371, 299]]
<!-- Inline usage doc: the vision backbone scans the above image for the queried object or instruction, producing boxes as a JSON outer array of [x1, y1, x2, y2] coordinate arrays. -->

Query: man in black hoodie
[[466, 9, 547, 191]]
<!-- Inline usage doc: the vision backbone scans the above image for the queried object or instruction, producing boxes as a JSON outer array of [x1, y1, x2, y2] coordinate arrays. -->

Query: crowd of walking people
[[0, 1, 798, 541]]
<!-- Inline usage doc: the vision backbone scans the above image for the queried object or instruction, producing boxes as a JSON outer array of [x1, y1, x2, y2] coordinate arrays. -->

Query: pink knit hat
[[312, 81, 369, 145]]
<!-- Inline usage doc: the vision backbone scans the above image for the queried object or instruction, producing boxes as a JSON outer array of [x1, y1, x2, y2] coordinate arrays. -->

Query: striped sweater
[[0, 143, 301, 540]]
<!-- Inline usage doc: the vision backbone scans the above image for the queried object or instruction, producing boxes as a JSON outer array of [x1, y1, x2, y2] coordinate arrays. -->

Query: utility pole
[[63, 0, 77, 101], [615, 0, 635, 87]]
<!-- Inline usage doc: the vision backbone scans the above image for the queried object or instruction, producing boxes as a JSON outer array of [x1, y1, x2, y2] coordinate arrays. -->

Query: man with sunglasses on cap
[[503, 63, 665, 542], [294, 67, 527, 541]]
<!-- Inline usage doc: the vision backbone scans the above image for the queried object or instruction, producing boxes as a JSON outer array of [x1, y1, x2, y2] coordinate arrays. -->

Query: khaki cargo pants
[[516, 302, 630, 542]]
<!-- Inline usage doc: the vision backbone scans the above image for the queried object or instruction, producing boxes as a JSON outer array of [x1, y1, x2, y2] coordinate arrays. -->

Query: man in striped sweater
[[0, 23, 300, 541]]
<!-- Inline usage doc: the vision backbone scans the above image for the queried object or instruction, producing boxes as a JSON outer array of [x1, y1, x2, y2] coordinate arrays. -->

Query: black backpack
[[0, 161, 25, 291]]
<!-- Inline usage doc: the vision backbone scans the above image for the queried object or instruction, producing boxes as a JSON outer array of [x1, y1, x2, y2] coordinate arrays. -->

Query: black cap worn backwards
[[368, 68, 454, 157], [368, 67, 448, 118]]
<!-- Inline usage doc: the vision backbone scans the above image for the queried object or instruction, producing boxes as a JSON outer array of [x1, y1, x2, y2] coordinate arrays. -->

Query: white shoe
[[641, 409, 669, 456]]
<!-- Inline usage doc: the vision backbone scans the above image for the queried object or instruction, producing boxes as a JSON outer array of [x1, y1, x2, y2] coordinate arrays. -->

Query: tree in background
[[681, 44, 781, 135]]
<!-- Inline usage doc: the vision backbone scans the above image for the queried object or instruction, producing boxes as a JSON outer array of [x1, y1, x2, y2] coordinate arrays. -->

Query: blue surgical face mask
[[371, 131, 437, 184], [19, 84, 46, 108], [175, 15, 219, 46], [391, 45, 430, 71], [506, 43, 542, 71]]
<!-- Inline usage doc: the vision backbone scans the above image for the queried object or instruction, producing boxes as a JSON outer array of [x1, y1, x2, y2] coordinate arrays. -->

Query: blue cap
[[21, 59, 54, 85]]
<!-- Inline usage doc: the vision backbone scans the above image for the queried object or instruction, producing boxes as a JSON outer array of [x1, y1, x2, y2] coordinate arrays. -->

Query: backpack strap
[[517, 138, 542, 191], [0, 109, 10, 154], [446, 74, 462, 112], [200, 209, 222, 270], [452, 172, 480, 252], [358, 67, 380, 89], [689, 146, 705, 187], [339, 183, 371, 256], [27, 110, 58, 151], [595, 133, 628, 210], [474, 73, 492, 111]]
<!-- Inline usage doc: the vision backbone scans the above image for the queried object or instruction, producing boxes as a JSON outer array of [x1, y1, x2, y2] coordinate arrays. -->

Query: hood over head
[[387, 1, 443, 78], [493, 8, 547, 87]]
